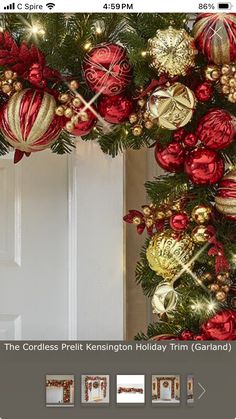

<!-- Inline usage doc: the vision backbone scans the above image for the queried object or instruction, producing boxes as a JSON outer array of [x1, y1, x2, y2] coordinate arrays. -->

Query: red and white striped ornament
[[193, 13, 236, 65], [0, 88, 62, 161], [215, 170, 236, 220]]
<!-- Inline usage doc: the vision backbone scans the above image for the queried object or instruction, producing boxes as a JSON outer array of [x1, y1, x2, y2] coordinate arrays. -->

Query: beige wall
[[125, 147, 161, 339]]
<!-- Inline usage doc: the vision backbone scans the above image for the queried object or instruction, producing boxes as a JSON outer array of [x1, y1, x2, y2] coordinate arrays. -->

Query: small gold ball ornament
[[215, 291, 227, 302], [146, 230, 195, 280], [191, 205, 212, 224], [147, 82, 196, 130], [192, 225, 213, 244], [129, 113, 138, 124], [132, 125, 143, 136], [148, 26, 197, 77], [205, 64, 221, 81]]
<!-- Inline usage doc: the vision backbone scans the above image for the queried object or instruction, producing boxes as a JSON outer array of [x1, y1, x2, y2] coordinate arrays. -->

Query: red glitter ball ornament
[[196, 109, 235, 150], [184, 148, 224, 185], [201, 310, 236, 340], [83, 43, 132, 96], [98, 94, 134, 124], [155, 141, 185, 172], [173, 128, 186, 142], [183, 133, 198, 148], [170, 213, 189, 231], [69, 106, 97, 137], [195, 81, 213, 102]]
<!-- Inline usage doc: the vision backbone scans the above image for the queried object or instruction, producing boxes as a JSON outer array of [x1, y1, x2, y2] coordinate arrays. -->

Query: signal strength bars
[[4, 2, 15, 9]]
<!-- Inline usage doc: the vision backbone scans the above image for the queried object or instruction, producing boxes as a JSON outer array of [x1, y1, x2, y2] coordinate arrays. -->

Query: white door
[[0, 141, 124, 340]]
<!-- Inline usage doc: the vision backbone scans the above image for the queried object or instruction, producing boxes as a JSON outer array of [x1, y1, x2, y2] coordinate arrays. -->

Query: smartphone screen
[[0, 2, 235, 418]]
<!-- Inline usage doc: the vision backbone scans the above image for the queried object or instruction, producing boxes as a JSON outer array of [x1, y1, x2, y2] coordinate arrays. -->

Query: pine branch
[[51, 132, 75, 154]]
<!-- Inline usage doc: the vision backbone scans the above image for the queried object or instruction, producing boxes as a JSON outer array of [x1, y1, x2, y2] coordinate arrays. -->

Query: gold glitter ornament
[[148, 26, 197, 77], [191, 205, 212, 224], [146, 230, 195, 281], [147, 82, 196, 130]]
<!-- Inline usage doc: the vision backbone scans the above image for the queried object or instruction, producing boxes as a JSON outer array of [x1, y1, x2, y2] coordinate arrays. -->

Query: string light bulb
[[84, 41, 92, 51], [141, 51, 147, 57]]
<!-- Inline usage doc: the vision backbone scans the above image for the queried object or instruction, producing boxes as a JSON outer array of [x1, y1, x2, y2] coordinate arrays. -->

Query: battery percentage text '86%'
[[198, 3, 215, 9]]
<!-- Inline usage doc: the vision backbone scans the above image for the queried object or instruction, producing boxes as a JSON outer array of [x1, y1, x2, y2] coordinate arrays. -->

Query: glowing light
[[0, 27, 4, 33], [191, 301, 203, 312], [207, 300, 218, 313], [84, 42, 92, 51], [141, 51, 147, 57]]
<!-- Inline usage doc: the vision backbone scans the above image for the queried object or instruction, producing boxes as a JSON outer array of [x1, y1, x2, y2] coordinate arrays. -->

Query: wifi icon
[[46, 2, 55, 9]]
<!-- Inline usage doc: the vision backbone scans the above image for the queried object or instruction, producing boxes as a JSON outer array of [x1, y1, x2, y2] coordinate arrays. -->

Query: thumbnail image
[[187, 375, 194, 404], [116, 375, 145, 404], [81, 375, 110, 404], [152, 375, 180, 404], [45, 375, 74, 407]]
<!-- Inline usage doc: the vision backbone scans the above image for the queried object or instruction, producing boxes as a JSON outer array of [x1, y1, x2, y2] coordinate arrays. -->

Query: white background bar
[[0, 0, 234, 14]]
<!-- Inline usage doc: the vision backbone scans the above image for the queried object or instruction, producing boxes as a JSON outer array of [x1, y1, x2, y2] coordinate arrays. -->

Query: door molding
[[68, 152, 78, 339]]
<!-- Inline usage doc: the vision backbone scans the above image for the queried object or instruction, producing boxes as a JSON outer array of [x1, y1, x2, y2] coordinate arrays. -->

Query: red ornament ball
[[201, 310, 236, 340], [184, 148, 224, 185], [98, 94, 134, 124], [83, 43, 132, 96], [196, 109, 235, 150], [170, 212, 189, 231], [183, 133, 198, 148], [155, 141, 185, 172], [173, 128, 186, 142], [195, 81, 213, 102], [0, 88, 62, 153], [215, 170, 236, 220], [193, 13, 236, 64], [69, 106, 97, 137]]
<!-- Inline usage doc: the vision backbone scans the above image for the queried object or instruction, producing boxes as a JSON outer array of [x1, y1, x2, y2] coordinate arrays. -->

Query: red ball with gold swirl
[[83, 43, 132, 96], [215, 170, 236, 220], [0, 88, 62, 153]]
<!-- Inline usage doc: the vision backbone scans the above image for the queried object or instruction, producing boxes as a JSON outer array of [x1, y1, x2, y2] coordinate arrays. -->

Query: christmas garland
[[1, 13, 236, 340]]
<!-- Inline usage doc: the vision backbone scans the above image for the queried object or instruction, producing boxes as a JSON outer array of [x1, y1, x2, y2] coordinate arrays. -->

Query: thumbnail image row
[[45, 374, 194, 407]]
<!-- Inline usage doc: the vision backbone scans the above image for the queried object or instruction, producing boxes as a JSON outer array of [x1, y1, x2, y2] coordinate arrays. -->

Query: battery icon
[[218, 2, 231, 8]]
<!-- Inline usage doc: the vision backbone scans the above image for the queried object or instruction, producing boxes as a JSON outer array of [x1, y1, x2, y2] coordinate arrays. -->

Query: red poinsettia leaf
[[155, 220, 165, 232], [147, 226, 154, 236], [137, 224, 146, 235], [29, 44, 45, 65], [19, 42, 32, 67], [14, 149, 24, 164]]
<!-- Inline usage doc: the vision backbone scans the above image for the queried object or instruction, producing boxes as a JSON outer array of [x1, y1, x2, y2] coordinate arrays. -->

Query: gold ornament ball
[[59, 93, 70, 103], [132, 125, 143, 136], [2, 84, 12, 94], [129, 113, 138, 124], [72, 97, 82, 108], [216, 274, 228, 284], [215, 291, 227, 302], [65, 121, 75, 132], [55, 106, 65, 116], [205, 65, 220, 81], [156, 211, 165, 220], [64, 107, 74, 118], [145, 120, 154, 129], [222, 85, 230, 94], [4, 70, 14, 80], [133, 216, 142, 225], [220, 75, 229, 85], [69, 80, 79, 90], [221, 285, 230, 293], [79, 111, 89, 122], [146, 230, 195, 280], [143, 206, 152, 216], [148, 26, 197, 77], [14, 81, 23, 91], [209, 283, 220, 292], [192, 225, 212, 244], [191, 205, 212, 224], [147, 82, 196, 130], [221, 64, 230, 75]]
